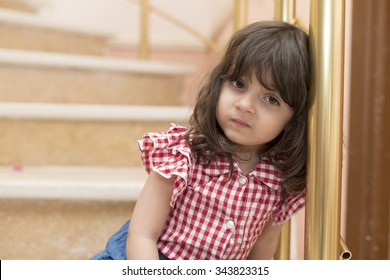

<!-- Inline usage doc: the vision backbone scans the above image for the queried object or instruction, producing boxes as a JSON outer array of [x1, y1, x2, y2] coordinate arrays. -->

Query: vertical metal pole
[[275, 221, 291, 260], [139, 0, 149, 60], [274, 0, 295, 22], [233, 0, 248, 32], [305, 0, 345, 259], [273, 0, 296, 260]]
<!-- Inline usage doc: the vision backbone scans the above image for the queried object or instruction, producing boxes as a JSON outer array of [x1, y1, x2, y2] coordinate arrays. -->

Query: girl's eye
[[264, 96, 280, 106], [232, 80, 245, 89]]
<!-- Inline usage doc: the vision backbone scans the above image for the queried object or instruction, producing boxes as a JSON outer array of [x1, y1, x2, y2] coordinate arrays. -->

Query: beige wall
[[37, 0, 231, 48]]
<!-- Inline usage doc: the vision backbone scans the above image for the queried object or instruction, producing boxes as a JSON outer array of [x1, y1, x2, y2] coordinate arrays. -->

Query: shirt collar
[[201, 157, 283, 191]]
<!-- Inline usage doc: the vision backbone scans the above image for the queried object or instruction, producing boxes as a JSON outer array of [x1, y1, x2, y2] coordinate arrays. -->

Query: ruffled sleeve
[[137, 123, 192, 207], [272, 191, 305, 225]]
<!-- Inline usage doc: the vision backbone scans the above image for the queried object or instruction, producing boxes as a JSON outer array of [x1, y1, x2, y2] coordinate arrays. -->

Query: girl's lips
[[231, 118, 250, 127]]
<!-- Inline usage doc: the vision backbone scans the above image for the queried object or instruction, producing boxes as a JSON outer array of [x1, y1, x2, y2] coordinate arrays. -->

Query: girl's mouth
[[231, 118, 250, 127]]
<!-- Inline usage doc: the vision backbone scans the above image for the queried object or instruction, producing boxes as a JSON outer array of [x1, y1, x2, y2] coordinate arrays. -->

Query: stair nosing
[[0, 102, 192, 122], [0, 166, 146, 201], [0, 9, 112, 38], [0, 49, 195, 75]]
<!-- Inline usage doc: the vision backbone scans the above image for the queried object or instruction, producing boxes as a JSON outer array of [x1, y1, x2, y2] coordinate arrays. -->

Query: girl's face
[[216, 74, 294, 154]]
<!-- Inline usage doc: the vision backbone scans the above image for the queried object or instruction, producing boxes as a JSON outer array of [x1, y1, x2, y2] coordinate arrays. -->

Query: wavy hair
[[185, 21, 310, 193]]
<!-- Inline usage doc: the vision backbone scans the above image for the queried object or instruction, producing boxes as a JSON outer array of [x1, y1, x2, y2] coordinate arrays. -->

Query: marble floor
[[0, 199, 135, 260]]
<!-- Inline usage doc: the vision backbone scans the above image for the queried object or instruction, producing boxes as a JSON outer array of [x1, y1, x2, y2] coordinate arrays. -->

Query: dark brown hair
[[186, 21, 310, 193]]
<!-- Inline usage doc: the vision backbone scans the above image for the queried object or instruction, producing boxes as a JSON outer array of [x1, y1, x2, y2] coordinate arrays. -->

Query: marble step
[[0, 9, 111, 55], [0, 0, 38, 13], [0, 166, 147, 201], [0, 102, 192, 166], [0, 49, 194, 106]]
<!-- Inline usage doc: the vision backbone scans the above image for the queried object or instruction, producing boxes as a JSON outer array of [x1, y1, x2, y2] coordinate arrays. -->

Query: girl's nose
[[236, 94, 256, 114]]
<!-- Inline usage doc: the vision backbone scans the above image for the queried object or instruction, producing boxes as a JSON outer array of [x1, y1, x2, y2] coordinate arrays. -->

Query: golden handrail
[[291, 17, 309, 34], [138, 0, 149, 59], [273, 0, 295, 260], [274, 0, 309, 34], [146, 3, 223, 53], [274, 0, 295, 22], [128, 0, 227, 58], [305, 0, 345, 259], [274, 220, 291, 260], [233, 0, 248, 32]]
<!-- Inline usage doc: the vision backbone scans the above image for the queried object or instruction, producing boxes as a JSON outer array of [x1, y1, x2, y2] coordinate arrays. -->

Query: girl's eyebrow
[[265, 89, 281, 95]]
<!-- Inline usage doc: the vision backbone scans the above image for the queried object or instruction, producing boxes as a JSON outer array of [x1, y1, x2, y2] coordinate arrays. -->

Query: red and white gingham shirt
[[138, 123, 305, 260]]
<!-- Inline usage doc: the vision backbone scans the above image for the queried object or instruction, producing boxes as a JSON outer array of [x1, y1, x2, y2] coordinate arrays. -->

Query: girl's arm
[[247, 219, 283, 260], [126, 171, 175, 259]]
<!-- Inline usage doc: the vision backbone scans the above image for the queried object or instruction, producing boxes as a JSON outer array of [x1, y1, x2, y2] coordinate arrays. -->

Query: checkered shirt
[[137, 123, 305, 260]]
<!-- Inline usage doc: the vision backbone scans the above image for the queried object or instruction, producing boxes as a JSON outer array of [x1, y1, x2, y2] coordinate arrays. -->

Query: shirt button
[[238, 176, 247, 185], [226, 220, 235, 230]]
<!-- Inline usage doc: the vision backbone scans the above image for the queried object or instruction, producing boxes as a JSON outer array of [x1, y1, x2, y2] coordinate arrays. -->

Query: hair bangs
[[225, 30, 299, 108]]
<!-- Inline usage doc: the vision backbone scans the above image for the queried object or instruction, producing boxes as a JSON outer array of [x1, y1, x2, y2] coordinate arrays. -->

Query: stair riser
[[0, 24, 107, 55], [0, 65, 185, 105], [0, 119, 186, 166]]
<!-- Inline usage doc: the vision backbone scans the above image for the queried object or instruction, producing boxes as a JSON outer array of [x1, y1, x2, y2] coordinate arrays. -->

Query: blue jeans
[[90, 249, 170, 260], [90, 220, 170, 260]]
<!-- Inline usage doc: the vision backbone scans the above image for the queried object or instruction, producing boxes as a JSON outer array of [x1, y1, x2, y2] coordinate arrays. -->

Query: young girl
[[91, 21, 310, 260]]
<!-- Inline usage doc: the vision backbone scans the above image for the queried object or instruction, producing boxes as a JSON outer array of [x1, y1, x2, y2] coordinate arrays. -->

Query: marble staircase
[[0, 9, 111, 55], [0, 3, 194, 259]]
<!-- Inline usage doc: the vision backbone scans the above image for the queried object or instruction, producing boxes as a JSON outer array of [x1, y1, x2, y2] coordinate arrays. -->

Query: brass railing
[[274, 0, 308, 33], [127, 0, 249, 59], [306, 0, 346, 259]]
